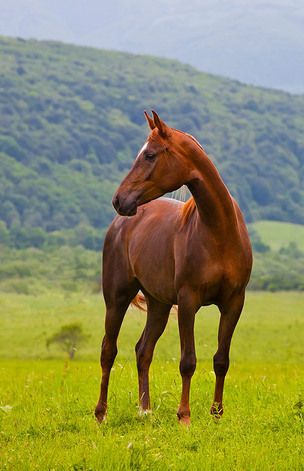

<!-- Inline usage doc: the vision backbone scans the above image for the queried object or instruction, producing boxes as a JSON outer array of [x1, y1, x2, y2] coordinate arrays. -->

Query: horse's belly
[[136, 269, 177, 305], [129, 242, 177, 304]]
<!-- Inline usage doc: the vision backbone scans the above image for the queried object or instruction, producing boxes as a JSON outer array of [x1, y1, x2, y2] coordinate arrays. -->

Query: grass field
[[250, 220, 304, 252], [1, 291, 304, 469]]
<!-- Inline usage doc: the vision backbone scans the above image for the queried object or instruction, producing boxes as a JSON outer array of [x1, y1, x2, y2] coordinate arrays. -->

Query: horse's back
[[107, 197, 184, 240]]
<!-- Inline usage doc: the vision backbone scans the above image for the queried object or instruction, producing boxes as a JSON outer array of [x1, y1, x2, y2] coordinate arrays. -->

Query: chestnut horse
[[95, 110, 252, 425]]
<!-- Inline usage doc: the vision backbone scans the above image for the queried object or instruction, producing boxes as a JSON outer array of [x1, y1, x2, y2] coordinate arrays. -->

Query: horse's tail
[[131, 293, 147, 311], [131, 293, 178, 315]]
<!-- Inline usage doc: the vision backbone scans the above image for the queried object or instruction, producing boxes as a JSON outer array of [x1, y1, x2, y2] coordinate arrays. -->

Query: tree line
[[0, 36, 304, 252]]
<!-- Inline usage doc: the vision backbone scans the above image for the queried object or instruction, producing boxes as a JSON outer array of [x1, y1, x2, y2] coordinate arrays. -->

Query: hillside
[[1, 1, 304, 93], [251, 221, 304, 252], [0, 36, 304, 250]]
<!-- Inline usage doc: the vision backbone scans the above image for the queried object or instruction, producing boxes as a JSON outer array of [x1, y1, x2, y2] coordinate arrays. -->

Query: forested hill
[[1, 36, 304, 250]]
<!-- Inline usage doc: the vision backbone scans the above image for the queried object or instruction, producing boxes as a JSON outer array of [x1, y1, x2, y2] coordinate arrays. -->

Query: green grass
[[1, 360, 303, 470], [1, 291, 304, 469], [1, 291, 303, 364], [250, 220, 304, 251]]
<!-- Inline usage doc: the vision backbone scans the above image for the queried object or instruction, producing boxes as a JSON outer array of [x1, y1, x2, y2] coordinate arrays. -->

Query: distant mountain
[[0, 37, 304, 250], [0, 0, 303, 94]]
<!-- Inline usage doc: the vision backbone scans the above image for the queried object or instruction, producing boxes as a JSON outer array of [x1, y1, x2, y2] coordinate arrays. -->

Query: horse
[[95, 110, 252, 425]]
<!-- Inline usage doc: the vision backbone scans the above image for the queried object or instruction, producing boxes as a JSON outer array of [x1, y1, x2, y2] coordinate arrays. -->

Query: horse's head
[[113, 110, 190, 216]]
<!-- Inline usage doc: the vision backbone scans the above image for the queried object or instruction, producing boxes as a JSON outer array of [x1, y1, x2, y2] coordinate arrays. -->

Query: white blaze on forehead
[[138, 142, 148, 156]]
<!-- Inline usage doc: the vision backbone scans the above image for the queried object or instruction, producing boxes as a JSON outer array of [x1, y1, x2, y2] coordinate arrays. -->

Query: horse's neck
[[186, 148, 237, 235]]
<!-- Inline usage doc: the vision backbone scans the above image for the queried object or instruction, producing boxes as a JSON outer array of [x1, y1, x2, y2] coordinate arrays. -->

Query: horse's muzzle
[[112, 194, 138, 216]]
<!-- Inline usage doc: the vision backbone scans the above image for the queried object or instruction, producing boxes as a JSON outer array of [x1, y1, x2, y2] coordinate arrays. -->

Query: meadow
[[251, 221, 304, 252], [0, 291, 303, 470]]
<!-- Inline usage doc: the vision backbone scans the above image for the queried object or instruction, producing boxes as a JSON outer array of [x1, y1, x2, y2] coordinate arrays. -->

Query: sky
[[0, 0, 304, 93]]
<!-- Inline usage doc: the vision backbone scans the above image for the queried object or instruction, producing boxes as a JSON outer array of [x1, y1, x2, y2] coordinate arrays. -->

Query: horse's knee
[[179, 352, 196, 378], [213, 352, 229, 377]]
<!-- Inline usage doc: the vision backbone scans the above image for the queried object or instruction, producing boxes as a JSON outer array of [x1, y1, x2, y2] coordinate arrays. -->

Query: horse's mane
[[153, 127, 205, 228], [181, 197, 196, 227], [174, 130, 205, 228]]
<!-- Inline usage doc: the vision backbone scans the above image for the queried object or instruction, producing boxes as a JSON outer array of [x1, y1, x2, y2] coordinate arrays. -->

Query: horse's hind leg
[[176, 291, 197, 426], [211, 291, 245, 416], [135, 296, 171, 414], [95, 282, 139, 423]]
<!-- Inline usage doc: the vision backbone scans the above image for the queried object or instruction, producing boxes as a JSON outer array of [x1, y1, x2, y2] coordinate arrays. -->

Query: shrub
[[46, 323, 90, 359]]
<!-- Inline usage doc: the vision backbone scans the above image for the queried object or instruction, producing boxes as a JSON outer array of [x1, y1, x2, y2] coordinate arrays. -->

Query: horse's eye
[[145, 153, 157, 162]]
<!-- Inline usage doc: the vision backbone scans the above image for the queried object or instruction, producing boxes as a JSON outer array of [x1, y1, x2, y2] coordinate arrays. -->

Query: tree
[[46, 323, 90, 359]]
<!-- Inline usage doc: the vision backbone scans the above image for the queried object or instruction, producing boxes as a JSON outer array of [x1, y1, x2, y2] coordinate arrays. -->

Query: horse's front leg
[[176, 292, 197, 426], [95, 300, 130, 423], [135, 297, 171, 415], [211, 291, 245, 416]]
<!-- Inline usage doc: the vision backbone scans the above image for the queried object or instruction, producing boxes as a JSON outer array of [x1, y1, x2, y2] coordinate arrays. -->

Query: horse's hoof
[[179, 416, 191, 426], [177, 411, 191, 426], [95, 407, 107, 424], [210, 403, 223, 418], [139, 408, 152, 418]]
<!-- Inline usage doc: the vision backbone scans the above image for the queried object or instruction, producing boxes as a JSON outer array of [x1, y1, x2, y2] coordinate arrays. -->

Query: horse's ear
[[151, 110, 170, 136], [144, 110, 156, 130]]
